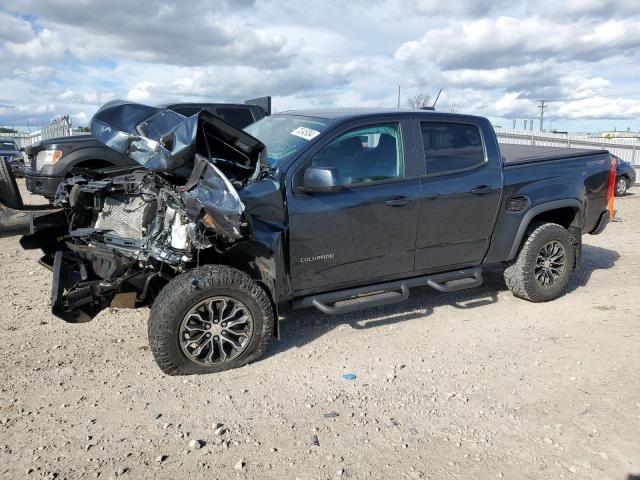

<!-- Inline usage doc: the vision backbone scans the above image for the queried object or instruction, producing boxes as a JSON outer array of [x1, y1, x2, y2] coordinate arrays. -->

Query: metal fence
[[0, 115, 73, 149], [495, 127, 640, 183]]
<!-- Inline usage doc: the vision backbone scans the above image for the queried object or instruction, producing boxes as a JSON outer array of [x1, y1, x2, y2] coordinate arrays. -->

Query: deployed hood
[[91, 100, 266, 179]]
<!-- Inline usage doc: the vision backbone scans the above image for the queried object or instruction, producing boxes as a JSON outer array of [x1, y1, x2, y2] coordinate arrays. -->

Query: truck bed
[[500, 143, 609, 166]]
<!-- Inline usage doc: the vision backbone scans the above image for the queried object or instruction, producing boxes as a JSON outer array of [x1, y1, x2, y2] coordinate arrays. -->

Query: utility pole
[[538, 100, 547, 131], [397, 84, 401, 109]]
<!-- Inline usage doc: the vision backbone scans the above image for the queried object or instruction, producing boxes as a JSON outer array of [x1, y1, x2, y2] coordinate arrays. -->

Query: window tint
[[216, 108, 255, 128], [421, 122, 484, 175], [309, 123, 403, 186], [0, 141, 17, 150], [168, 106, 202, 117]]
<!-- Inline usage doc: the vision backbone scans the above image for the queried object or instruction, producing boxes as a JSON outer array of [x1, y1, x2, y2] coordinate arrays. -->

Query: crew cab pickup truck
[[4, 102, 615, 375], [24, 100, 269, 200]]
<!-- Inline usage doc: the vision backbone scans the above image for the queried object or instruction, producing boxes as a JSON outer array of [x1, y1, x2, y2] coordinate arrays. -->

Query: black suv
[[24, 100, 269, 200]]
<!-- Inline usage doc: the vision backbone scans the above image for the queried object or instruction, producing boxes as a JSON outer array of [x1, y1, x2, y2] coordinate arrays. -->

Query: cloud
[[395, 16, 640, 70], [411, 0, 514, 17], [1, 0, 640, 129], [3, 0, 291, 68]]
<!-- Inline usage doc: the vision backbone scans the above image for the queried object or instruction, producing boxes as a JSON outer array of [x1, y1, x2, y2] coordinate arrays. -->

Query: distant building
[[601, 129, 639, 139]]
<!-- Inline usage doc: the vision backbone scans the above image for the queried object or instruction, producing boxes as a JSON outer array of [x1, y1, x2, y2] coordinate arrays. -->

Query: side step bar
[[293, 268, 483, 315]]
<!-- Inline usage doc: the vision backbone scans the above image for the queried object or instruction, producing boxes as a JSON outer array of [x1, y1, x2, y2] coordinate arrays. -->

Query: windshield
[[243, 114, 330, 167], [0, 141, 17, 151]]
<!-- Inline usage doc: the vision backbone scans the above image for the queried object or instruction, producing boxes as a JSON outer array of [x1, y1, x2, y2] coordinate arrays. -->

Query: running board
[[293, 268, 483, 315]]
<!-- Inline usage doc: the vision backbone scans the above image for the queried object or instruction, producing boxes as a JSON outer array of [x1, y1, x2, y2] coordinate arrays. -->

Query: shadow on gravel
[[568, 244, 619, 294], [267, 245, 618, 358], [269, 269, 506, 357]]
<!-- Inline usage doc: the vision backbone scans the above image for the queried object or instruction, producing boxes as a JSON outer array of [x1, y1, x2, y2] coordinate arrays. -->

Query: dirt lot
[[1, 181, 639, 480]]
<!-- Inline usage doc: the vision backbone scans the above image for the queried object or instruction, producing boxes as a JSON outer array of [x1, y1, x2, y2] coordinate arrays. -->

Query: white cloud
[[395, 16, 640, 70], [1, 0, 640, 129], [556, 96, 640, 120]]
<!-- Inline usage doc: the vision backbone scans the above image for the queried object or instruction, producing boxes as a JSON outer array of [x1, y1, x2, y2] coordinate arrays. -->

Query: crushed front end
[[20, 100, 267, 322]]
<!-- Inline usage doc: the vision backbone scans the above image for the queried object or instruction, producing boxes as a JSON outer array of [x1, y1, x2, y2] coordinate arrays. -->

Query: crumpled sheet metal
[[91, 100, 198, 172], [184, 162, 245, 241]]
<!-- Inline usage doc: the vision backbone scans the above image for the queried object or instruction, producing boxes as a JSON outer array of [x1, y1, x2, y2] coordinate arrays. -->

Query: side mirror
[[300, 166, 342, 193]]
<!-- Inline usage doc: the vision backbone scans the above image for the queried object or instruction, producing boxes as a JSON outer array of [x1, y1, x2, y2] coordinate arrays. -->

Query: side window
[[421, 122, 485, 175], [309, 123, 404, 186], [215, 108, 255, 128]]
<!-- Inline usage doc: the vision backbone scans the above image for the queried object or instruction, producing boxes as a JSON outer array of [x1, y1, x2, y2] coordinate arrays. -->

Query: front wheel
[[148, 265, 274, 375], [504, 223, 575, 302], [614, 176, 628, 197]]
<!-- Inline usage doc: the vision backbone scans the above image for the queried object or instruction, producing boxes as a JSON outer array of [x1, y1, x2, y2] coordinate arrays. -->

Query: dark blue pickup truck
[[4, 101, 615, 375]]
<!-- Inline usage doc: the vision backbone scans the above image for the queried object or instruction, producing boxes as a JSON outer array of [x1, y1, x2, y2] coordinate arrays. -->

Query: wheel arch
[[507, 199, 582, 261], [197, 240, 283, 337], [58, 147, 132, 176]]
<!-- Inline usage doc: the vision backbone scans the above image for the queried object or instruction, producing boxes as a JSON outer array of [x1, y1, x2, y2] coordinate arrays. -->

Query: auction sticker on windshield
[[290, 126, 320, 141]]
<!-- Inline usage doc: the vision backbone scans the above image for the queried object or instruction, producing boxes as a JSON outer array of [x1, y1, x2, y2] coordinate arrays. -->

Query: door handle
[[385, 197, 414, 207], [471, 185, 496, 195]]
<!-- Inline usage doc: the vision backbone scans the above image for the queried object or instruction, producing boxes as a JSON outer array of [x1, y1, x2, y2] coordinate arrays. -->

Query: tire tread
[[504, 222, 574, 302], [148, 265, 273, 375]]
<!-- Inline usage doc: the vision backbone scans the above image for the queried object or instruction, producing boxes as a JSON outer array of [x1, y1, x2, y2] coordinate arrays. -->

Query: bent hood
[[91, 100, 266, 180]]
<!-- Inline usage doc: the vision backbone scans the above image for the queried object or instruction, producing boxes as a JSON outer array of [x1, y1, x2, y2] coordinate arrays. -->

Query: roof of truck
[[276, 108, 483, 122]]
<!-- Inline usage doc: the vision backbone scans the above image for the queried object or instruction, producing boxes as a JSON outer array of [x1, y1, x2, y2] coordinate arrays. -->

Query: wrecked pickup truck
[[3, 101, 616, 375]]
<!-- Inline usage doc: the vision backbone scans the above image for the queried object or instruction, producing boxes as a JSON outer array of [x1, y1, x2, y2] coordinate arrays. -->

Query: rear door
[[287, 118, 421, 293], [414, 119, 502, 272]]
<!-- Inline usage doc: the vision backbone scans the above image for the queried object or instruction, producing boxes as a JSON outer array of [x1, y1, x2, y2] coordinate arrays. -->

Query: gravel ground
[[1, 181, 639, 480]]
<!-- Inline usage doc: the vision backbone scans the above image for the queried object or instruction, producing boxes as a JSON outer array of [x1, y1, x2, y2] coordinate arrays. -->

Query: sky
[[2, 0, 640, 133]]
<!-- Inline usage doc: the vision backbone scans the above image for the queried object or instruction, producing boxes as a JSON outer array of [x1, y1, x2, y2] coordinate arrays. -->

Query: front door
[[288, 121, 420, 292]]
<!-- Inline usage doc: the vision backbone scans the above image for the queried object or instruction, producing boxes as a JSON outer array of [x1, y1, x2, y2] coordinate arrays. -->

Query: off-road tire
[[614, 176, 628, 197], [504, 222, 575, 302], [0, 157, 23, 209], [148, 265, 274, 375]]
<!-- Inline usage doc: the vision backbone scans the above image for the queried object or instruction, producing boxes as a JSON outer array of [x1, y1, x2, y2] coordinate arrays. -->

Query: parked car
[[5, 101, 615, 375], [0, 139, 25, 178], [24, 100, 270, 200], [611, 154, 636, 196]]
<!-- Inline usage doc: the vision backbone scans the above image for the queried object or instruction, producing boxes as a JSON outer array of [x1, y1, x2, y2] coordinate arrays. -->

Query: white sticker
[[290, 126, 320, 141]]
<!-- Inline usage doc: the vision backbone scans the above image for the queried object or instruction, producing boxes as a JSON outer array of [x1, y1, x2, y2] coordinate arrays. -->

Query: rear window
[[420, 122, 485, 175], [0, 140, 17, 150], [215, 108, 255, 129]]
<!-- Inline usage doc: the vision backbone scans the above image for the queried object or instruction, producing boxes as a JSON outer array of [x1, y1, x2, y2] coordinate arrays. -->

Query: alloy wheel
[[179, 296, 254, 365], [534, 240, 565, 288]]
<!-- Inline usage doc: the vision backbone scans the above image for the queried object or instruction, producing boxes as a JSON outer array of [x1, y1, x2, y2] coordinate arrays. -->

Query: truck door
[[414, 120, 502, 272], [287, 120, 421, 292]]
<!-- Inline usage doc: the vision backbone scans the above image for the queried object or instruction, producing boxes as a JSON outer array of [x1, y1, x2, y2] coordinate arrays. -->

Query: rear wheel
[[0, 157, 23, 209], [614, 176, 628, 197], [148, 265, 274, 375], [504, 222, 575, 302]]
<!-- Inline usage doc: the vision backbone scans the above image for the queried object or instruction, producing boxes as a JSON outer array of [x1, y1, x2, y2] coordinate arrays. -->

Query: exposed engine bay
[[22, 100, 270, 322]]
